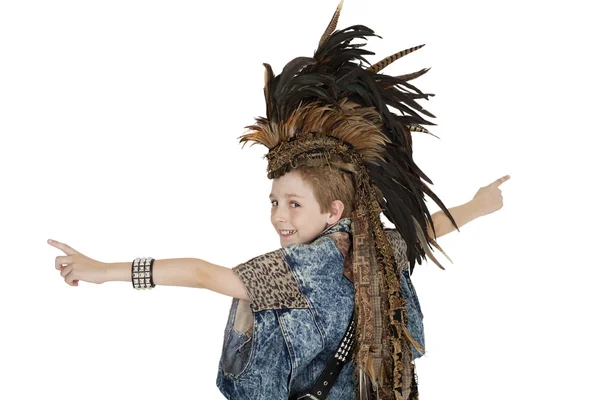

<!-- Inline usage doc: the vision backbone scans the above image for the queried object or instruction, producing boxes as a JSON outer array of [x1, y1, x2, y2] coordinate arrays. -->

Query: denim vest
[[216, 218, 424, 399]]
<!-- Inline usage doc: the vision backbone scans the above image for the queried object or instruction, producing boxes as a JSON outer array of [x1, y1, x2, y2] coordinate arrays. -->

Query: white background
[[1, 0, 598, 399]]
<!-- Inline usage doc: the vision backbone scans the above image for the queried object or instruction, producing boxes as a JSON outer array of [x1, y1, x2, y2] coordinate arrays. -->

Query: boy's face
[[269, 170, 342, 247]]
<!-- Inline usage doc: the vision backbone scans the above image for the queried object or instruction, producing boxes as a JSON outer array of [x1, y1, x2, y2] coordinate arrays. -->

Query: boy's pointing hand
[[472, 175, 510, 217], [48, 239, 108, 286]]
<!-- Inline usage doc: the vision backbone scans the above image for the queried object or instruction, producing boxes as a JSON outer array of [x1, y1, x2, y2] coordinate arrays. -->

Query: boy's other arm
[[426, 174, 510, 238], [426, 200, 482, 239], [105, 258, 250, 301]]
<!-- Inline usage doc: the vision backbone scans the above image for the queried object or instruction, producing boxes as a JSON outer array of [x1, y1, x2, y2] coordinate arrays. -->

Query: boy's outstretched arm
[[426, 201, 481, 239], [105, 259, 251, 301], [426, 174, 510, 239], [49, 238, 250, 300]]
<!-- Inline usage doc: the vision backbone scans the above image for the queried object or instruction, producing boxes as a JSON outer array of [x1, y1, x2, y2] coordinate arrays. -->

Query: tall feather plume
[[239, 0, 459, 283]]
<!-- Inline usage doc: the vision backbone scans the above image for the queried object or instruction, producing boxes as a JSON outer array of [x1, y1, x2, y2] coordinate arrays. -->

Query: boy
[[49, 1, 510, 398], [49, 168, 507, 399]]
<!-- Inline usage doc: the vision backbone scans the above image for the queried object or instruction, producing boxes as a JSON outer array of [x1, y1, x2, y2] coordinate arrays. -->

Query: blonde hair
[[294, 165, 355, 219]]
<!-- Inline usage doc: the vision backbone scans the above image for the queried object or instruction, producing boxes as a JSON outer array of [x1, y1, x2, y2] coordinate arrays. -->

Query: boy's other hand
[[472, 175, 510, 217], [48, 239, 108, 286]]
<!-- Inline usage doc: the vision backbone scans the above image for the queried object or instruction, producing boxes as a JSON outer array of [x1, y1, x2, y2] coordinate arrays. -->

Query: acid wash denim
[[216, 218, 425, 400]]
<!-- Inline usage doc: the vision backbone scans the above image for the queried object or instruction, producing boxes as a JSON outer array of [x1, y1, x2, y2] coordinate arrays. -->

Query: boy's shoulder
[[320, 217, 352, 237], [283, 218, 352, 255], [280, 219, 353, 281]]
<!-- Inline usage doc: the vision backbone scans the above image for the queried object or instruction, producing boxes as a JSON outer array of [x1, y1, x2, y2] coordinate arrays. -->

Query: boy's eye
[[270, 200, 300, 208]]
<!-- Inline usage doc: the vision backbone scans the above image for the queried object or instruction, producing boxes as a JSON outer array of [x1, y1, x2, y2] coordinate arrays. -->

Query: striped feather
[[318, 0, 344, 49], [367, 44, 426, 73]]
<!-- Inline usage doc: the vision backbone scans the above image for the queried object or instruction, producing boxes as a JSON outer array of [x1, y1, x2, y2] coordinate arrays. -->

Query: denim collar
[[318, 218, 352, 238]]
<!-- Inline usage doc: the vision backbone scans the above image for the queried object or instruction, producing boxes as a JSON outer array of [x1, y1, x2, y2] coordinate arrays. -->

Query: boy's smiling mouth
[[280, 229, 297, 237]]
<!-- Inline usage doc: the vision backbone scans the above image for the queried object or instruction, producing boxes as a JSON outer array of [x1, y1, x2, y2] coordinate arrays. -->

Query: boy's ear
[[327, 200, 345, 224]]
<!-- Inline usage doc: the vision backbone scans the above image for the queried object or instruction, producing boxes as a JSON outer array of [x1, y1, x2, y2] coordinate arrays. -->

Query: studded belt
[[289, 314, 356, 400]]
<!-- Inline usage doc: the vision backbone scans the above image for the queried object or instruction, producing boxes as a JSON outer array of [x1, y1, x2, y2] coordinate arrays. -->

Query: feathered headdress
[[238, 1, 459, 399]]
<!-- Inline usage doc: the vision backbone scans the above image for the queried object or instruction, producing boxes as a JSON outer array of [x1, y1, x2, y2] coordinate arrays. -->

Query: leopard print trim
[[232, 249, 309, 312]]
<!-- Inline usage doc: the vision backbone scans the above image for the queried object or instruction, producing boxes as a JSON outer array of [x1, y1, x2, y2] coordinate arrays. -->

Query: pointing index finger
[[47, 239, 76, 255], [492, 175, 510, 188]]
